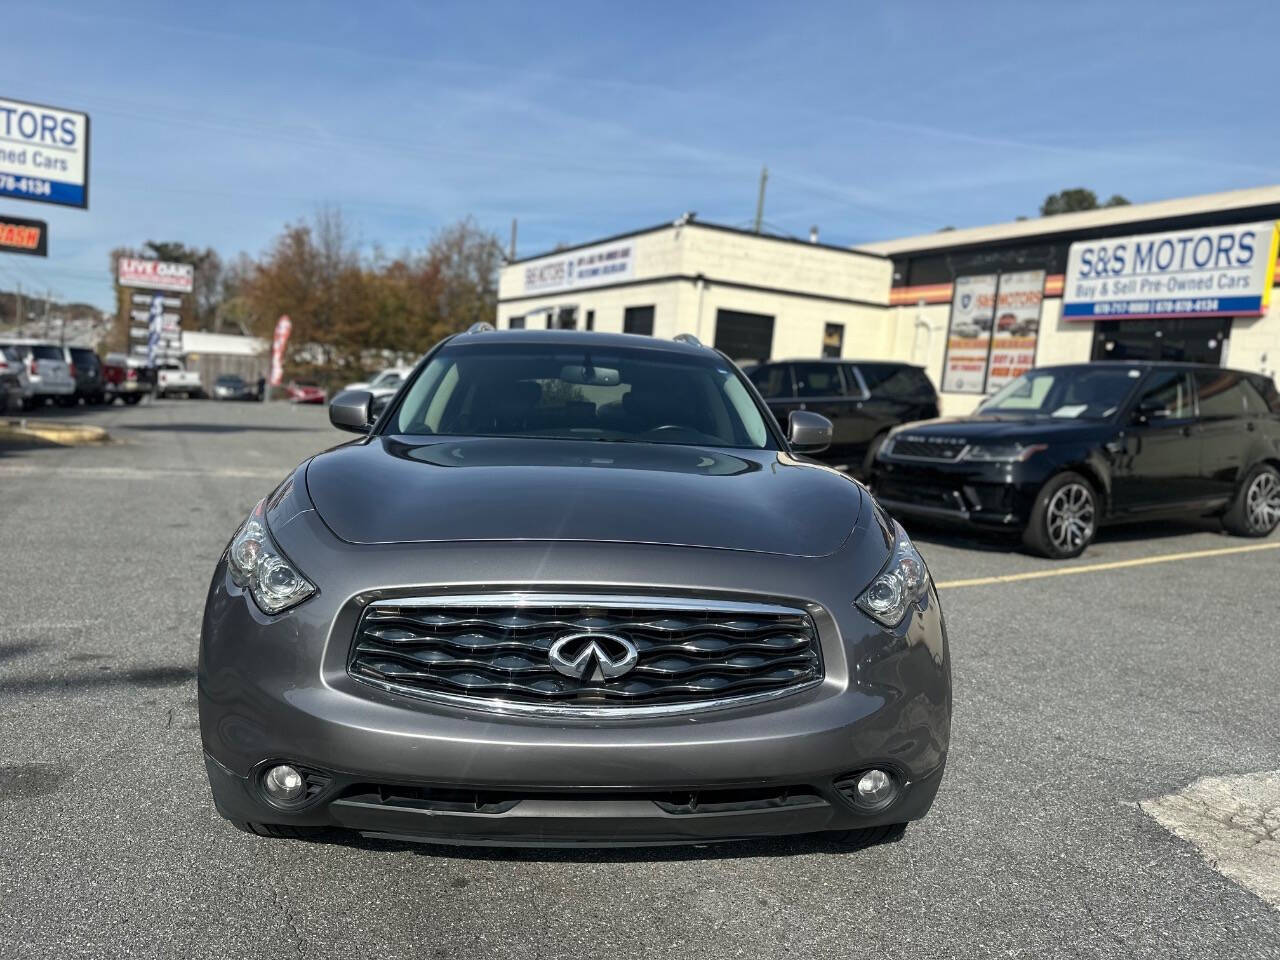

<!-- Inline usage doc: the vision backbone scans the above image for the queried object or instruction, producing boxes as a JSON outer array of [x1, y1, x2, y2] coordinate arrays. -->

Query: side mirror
[[788, 410, 832, 454], [329, 389, 373, 433]]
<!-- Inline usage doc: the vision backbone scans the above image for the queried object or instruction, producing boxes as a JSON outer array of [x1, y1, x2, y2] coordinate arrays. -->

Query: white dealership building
[[497, 186, 1280, 415]]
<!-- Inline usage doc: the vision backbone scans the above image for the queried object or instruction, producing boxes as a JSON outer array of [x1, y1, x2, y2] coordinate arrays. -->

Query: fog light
[[855, 769, 896, 807], [263, 764, 305, 803]]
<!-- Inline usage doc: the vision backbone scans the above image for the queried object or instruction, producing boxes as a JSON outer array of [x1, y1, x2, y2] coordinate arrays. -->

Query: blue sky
[[5, 0, 1279, 309]]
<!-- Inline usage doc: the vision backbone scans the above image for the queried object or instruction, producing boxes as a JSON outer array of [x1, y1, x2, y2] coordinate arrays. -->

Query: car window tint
[[792, 363, 844, 398], [1137, 371, 1193, 419], [31, 345, 63, 361], [1246, 375, 1280, 413], [748, 364, 791, 399], [1194, 371, 1248, 418], [855, 363, 932, 399], [69, 348, 98, 367], [394, 343, 776, 450]]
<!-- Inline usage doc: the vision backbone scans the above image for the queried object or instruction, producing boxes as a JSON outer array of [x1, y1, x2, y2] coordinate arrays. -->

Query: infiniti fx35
[[198, 328, 951, 847]]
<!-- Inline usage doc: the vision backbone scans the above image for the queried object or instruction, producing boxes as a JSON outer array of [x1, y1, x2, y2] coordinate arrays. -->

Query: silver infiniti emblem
[[548, 632, 639, 682]]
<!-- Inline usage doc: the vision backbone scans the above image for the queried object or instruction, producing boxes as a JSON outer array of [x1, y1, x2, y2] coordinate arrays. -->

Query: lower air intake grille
[[348, 594, 823, 715]]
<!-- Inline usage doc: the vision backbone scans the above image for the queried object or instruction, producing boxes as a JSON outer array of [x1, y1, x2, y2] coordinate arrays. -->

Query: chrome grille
[[348, 594, 823, 715]]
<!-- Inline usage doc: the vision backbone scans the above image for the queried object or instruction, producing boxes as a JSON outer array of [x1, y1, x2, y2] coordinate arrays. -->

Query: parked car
[[102, 353, 155, 405], [63, 346, 106, 406], [212, 374, 257, 401], [0, 338, 75, 409], [747, 359, 939, 474], [0, 345, 28, 414], [284, 381, 326, 404], [869, 361, 1280, 559], [199, 329, 950, 847], [344, 365, 412, 392], [156, 361, 204, 399]]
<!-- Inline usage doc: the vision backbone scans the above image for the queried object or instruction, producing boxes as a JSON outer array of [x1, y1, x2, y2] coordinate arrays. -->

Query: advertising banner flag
[[941, 274, 997, 394], [270, 315, 292, 387], [985, 270, 1045, 393], [145, 295, 166, 366]]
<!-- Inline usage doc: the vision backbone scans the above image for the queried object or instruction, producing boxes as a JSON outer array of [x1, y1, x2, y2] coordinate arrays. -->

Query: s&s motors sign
[[523, 239, 634, 295], [1063, 221, 1279, 321], [0, 97, 90, 209]]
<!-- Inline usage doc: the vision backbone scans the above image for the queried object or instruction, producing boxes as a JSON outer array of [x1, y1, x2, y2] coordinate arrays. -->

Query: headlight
[[855, 523, 930, 627], [959, 442, 1046, 463], [227, 499, 315, 614]]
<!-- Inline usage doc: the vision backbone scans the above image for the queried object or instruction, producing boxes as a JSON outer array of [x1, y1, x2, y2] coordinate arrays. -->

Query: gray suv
[[198, 329, 951, 847]]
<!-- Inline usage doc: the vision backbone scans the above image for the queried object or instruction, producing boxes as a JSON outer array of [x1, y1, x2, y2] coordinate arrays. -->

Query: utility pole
[[15, 282, 22, 333], [509, 218, 518, 261], [753, 165, 769, 234], [42, 289, 52, 339]]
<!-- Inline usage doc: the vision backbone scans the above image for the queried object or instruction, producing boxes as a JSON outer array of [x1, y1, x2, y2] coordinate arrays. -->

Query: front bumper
[[198, 507, 951, 846], [870, 456, 1048, 530]]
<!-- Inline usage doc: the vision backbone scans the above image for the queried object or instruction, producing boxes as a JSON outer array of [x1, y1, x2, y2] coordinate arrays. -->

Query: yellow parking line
[[934, 540, 1280, 590]]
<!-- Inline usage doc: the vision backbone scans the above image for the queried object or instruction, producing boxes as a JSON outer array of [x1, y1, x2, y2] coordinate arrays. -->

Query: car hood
[[892, 414, 1104, 444], [304, 436, 866, 557]]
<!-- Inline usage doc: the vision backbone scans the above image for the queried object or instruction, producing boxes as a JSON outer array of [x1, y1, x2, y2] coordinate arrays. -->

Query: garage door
[[713, 310, 774, 363]]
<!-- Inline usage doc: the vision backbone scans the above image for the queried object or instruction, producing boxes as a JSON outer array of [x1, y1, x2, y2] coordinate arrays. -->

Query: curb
[[0, 420, 112, 447]]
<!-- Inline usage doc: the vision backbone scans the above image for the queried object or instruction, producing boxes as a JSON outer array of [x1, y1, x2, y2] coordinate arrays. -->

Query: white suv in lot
[[0, 339, 74, 409]]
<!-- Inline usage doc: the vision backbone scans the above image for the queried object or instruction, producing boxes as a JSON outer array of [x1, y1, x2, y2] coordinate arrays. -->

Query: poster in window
[[941, 274, 997, 393], [822, 323, 844, 358], [985, 270, 1044, 393]]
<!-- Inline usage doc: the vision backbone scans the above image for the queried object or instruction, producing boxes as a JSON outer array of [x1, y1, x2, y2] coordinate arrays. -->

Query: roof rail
[[672, 333, 702, 347], [466, 321, 496, 334]]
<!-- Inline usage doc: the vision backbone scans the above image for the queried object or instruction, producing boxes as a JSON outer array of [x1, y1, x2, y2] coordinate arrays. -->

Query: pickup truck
[[156, 361, 204, 399], [102, 354, 156, 405]]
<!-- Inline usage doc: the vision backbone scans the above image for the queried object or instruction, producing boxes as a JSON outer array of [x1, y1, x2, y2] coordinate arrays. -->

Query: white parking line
[[935, 541, 1280, 589]]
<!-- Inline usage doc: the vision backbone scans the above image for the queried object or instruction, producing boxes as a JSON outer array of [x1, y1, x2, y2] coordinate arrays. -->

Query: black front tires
[[1022, 471, 1098, 559], [1223, 463, 1280, 538]]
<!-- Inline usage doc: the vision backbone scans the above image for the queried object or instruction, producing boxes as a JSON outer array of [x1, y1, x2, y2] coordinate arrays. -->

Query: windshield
[[978, 366, 1143, 420], [392, 342, 775, 449], [217, 376, 243, 385]]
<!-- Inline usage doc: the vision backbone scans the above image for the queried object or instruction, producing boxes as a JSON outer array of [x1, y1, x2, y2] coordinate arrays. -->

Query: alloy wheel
[[1046, 482, 1095, 553], [1245, 471, 1280, 533]]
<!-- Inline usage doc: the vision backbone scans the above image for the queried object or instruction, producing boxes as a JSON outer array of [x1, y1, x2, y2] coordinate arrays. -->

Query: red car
[[285, 381, 326, 404]]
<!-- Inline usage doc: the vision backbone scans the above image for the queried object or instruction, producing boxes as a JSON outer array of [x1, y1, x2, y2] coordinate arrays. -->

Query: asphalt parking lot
[[1, 399, 1278, 960]]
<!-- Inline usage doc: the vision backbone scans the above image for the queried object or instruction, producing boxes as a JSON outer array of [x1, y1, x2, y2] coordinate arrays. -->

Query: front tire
[[1223, 464, 1280, 538], [824, 823, 908, 849], [1022, 471, 1098, 559], [229, 821, 325, 840]]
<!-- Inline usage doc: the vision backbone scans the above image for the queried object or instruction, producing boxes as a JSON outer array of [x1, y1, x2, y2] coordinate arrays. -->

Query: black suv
[[747, 359, 939, 473], [869, 362, 1280, 558]]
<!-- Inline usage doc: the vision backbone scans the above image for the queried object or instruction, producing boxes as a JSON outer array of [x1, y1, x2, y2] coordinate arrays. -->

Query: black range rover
[[869, 362, 1280, 558], [747, 359, 939, 474]]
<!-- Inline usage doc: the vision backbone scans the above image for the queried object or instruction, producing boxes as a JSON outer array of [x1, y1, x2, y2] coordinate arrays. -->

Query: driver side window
[[1135, 371, 1192, 420]]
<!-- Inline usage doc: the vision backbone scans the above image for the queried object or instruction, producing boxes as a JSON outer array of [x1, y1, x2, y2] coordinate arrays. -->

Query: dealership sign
[[117, 257, 195, 293], [0, 97, 90, 208], [1063, 221, 1279, 321], [0, 214, 47, 257], [523, 239, 634, 294]]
